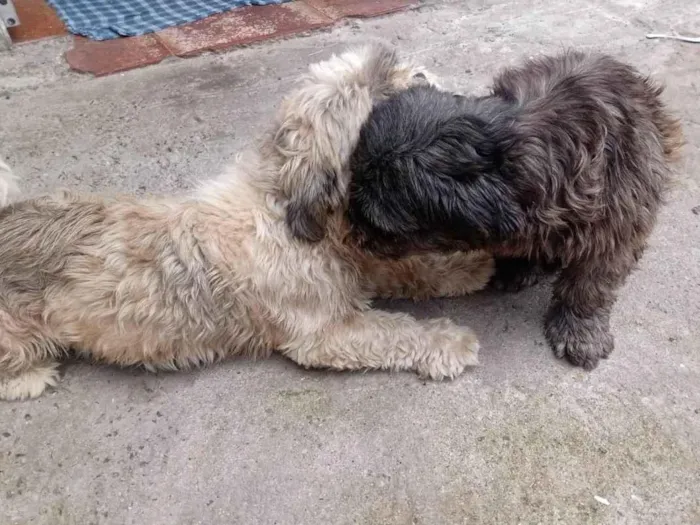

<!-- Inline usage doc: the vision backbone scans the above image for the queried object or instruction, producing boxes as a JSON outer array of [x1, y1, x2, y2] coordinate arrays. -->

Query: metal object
[[0, 0, 19, 50], [0, 18, 11, 51], [0, 0, 20, 29]]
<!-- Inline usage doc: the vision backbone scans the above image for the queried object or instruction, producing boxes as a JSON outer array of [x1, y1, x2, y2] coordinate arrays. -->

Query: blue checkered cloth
[[46, 0, 291, 40]]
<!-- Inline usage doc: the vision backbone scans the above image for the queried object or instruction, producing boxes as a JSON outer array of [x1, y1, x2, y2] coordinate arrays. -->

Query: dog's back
[[0, 194, 105, 291], [491, 51, 683, 163]]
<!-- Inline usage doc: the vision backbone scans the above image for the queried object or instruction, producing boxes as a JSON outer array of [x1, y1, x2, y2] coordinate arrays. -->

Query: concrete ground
[[1, 0, 699, 523]]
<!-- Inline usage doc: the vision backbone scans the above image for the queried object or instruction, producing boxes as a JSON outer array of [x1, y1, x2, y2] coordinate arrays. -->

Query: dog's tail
[[648, 82, 684, 163], [657, 111, 684, 163], [0, 156, 20, 207]]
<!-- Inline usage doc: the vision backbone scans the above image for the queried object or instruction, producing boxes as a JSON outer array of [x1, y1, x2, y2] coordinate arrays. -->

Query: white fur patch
[[0, 157, 21, 206], [0, 364, 60, 401]]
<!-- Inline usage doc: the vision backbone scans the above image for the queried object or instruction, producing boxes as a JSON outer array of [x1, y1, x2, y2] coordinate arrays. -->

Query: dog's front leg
[[361, 251, 494, 300], [279, 310, 479, 380], [544, 255, 635, 370]]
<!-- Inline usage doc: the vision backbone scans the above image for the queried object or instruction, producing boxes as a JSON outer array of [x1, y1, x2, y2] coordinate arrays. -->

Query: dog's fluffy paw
[[545, 306, 614, 370], [417, 321, 479, 380], [0, 363, 61, 401]]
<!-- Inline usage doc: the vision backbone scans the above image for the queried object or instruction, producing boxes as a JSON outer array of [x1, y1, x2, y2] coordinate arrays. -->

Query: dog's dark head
[[272, 43, 437, 244], [347, 85, 526, 257]]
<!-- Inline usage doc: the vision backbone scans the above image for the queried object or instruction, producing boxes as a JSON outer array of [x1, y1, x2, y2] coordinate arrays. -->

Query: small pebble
[[595, 495, 610, 505]]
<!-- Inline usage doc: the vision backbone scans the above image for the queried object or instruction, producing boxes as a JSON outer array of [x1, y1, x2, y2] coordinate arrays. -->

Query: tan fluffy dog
[[0, 44, 493, 401]]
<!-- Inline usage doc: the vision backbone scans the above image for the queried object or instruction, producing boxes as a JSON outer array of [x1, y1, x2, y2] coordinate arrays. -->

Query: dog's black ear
[[284, 168, 339, 243], [286, 201, 326, 243], [396, 167, 525, 247], [272, 104, 345, 244], [448, 176, 526, 242]]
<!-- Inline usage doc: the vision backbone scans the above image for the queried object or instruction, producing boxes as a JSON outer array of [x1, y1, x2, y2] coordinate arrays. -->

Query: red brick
[[303, 0, 417, 20], [65, 35, 172, 77], [156, 2, 333, 57], [8, 0, 67, 43]]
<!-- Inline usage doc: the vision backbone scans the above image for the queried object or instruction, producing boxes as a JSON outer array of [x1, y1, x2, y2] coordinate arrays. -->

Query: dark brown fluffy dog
[[345, 51, 683, 370]]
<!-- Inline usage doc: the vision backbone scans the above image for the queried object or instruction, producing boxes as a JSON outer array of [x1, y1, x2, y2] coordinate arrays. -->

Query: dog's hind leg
[[0, 313, 62, 401], [280, 310, 479, 380], [0, 344, 62, 400], [362, 251, 494, 300], [0, 362, 61, 401], [544, 253, 636, 370]]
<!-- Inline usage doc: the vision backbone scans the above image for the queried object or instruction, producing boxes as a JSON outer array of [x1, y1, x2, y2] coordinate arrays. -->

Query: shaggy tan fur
[[0, 45, 493, 401]]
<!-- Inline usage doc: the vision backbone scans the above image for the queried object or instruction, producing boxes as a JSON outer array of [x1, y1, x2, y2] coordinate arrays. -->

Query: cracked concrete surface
[[0, 0, 699, 523]]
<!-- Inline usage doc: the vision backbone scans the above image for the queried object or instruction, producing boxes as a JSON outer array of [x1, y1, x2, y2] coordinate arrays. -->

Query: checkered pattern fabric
[[46, 0, 291, 40]]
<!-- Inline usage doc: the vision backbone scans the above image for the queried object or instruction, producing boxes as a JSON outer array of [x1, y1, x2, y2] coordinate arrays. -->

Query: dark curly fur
[[347, 51, 683, 370]]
